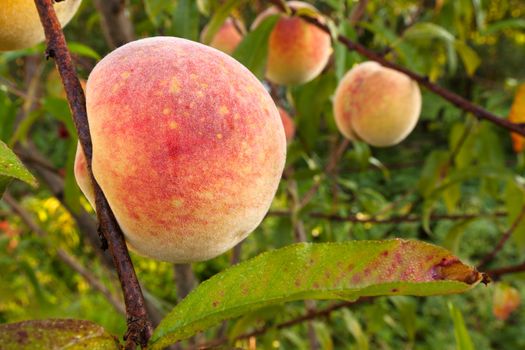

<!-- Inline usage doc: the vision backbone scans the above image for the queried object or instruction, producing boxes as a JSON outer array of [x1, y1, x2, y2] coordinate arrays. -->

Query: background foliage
[[1, 0, 525, 348]]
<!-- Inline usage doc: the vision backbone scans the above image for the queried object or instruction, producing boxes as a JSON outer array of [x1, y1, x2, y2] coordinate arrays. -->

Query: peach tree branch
[[267, 210, 506, 224], [266, 0, 525, 137], [33, 0, 152, 347], [477, 204, 525, 269], [485, 261, 525, 280]]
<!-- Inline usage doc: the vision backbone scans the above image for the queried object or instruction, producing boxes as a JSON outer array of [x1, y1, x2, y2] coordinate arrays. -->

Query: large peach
[[200, 18, 244, 55], [252, 1, 332, 86], [0, 0, 82, 51], [75, 37, 286, 263], [333, 62, 422, 147]]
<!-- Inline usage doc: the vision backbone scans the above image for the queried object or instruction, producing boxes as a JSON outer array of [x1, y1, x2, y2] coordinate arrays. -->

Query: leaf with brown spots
[[0, 319, 120, 349], [150, 239, 484, 348]]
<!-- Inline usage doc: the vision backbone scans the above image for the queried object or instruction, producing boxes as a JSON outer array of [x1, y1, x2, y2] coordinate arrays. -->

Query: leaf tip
[[431, 257, 483, 285]]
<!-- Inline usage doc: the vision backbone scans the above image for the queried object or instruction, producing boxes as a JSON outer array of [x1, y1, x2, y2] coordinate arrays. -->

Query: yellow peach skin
[[253, 1, 332, 86], [333, 62, 422, 147], [0, 0, 82, 51], [200, 18, 244, 55], [75, 37, 287, 263], [278, 107, 295, 142]]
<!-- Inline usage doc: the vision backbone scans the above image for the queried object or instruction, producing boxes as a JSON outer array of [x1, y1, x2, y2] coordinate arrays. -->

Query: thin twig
[[267, 210, 507, 224], [477, 204, 525, 268], [485, 261, 525, 280], [0, 77, 30, 99], [349, 0, 369, 25], [33, 1, 152, 347], [266, 0, 525, 137]]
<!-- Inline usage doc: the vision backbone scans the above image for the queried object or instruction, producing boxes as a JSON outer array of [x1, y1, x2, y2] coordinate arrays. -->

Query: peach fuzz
[[76, 37, 286, 263], [333, 61, 422, 147], [200, 18, 244, 55], [252, 1, 332, 86], [0, 0, 82, 51], [278, 107, 295, 142]]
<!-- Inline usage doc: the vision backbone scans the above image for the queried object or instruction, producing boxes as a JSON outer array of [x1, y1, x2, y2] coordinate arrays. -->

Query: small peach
[[493, 283, 521, 321], [333, 61, 422, 147], [0, 0, 82, 51], [200, 18, 244, 55], [252, 1, 332, 86]]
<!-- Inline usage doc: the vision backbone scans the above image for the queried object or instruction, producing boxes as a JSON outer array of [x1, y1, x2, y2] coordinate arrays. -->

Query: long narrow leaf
[[150, 239, 483, 348]]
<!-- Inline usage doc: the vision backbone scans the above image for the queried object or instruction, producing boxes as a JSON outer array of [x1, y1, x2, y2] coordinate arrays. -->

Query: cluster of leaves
[[1, 0, 525, 349]]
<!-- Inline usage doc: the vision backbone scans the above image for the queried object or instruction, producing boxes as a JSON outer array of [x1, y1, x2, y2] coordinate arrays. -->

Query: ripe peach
[[493, 283, 521, 321], [278, 107, 295, 142], [75, 37, 286, 263], [252, 1, 332, 86], [200, 18, 244, 55], [333, 62, 422, 147], [0, 0, 82, 51]]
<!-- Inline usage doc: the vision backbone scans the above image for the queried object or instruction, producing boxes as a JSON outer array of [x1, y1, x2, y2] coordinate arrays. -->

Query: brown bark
[[33, 1, 151, 347]]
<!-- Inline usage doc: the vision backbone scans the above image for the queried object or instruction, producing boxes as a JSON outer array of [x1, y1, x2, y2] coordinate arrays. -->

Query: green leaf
[[0, 140, 37, 194], [233, 15, 279, 78], [417, 150, 449, 198], [0, 90, 17, 142], [483, 19, 525, 34], [422, 165, 512, 233], [150, 240, 482, 348], [313, 321, 333, 350], [42, 97, 76, 137], [67, 42, 101, 60], [341, 309, 369, 350], [144, 0, 174, 26], [391, 296, 417, 343], [448, 303, 474, 350], [171, 0, 200, 41], [201, 0, 245, 45], [504, 179, 525, 251], [401, 22, 458, 74], [403, 22, 455, 43], [0, 319, 120, 349], [454, 41, 481, 76], [442, 218, 478, 254], [8, 110, 41, 147], [291, 73, 337, 150]]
